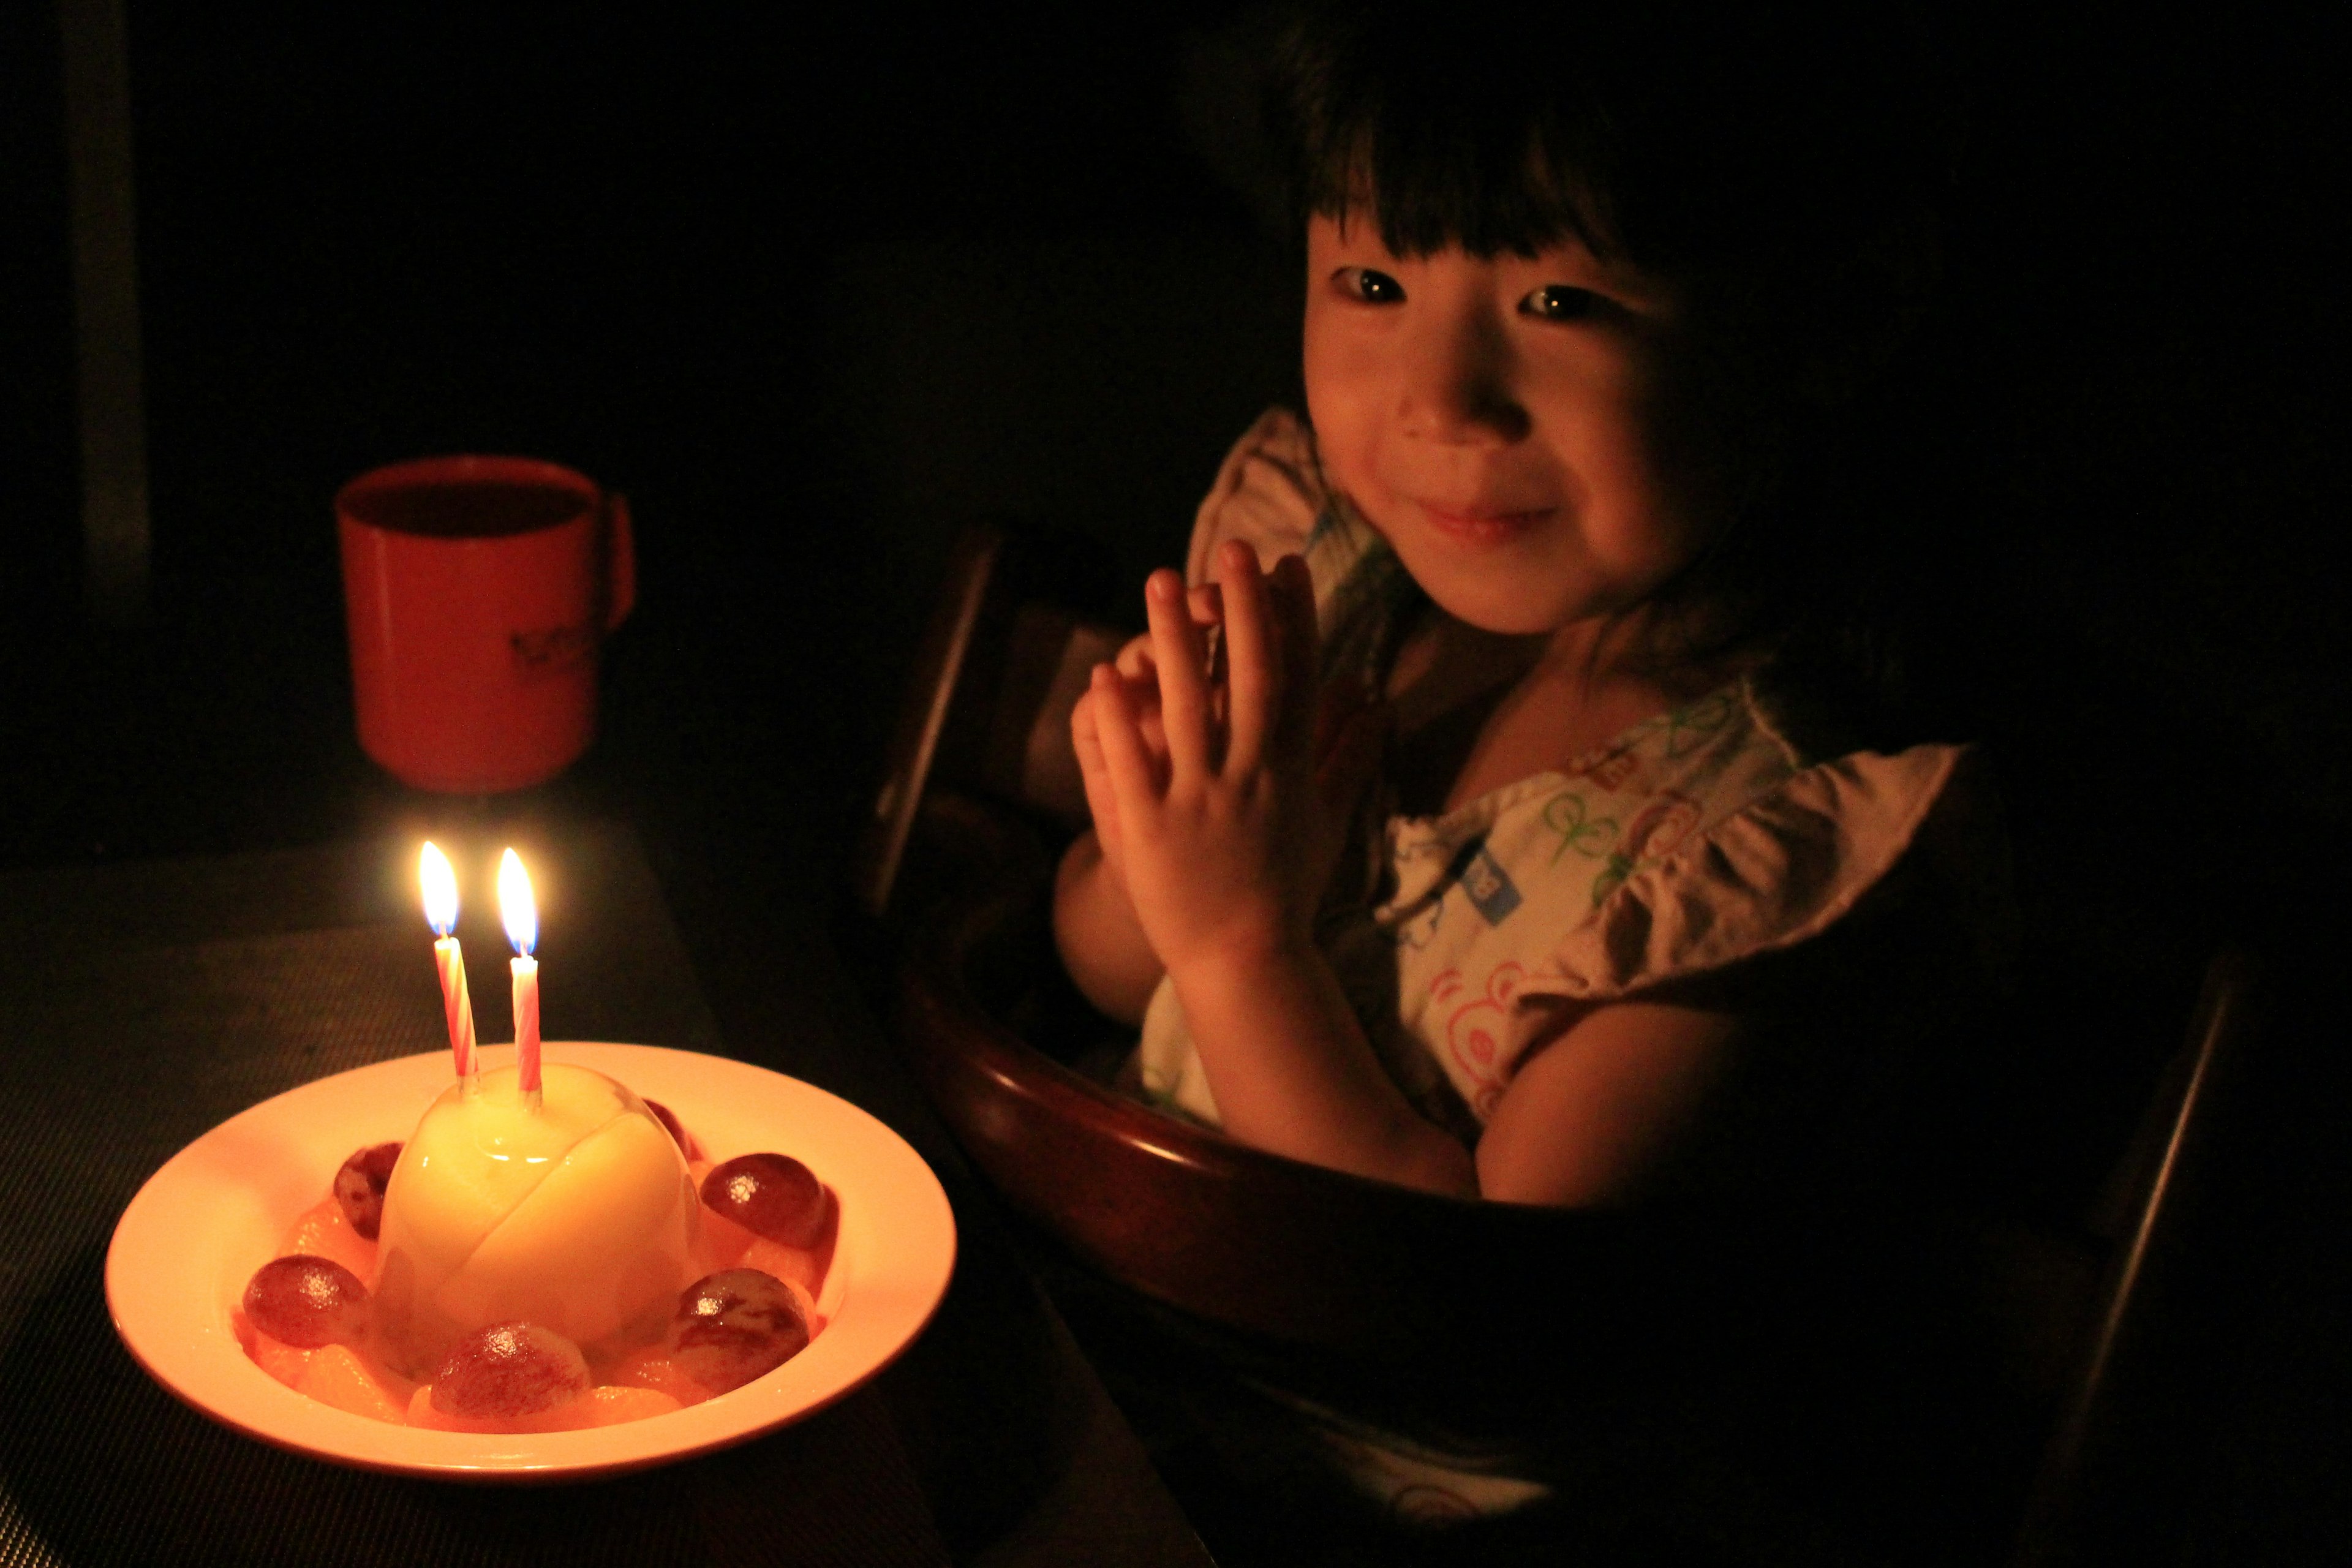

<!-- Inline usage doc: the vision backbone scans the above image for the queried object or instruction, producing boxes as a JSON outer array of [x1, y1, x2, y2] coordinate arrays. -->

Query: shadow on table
[[0, 1238, 1079, 1567]]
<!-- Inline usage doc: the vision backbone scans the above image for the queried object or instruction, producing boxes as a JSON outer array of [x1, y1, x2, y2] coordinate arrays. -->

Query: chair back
[[893, 790, 1637, 1378], [2011, 948, 2264, 1566], [862, 522, 2285, 1556], [854, 524, 1123, 919]]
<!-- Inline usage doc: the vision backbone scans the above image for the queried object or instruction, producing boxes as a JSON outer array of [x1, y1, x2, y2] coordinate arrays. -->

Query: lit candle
[[419, 842, 478, 1090], [499, 848, 541, 1109]]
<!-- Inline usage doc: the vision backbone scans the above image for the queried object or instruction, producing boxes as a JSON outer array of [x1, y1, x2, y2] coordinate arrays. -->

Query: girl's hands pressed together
[[1069, 582, 1226, 903], [1070, 540, 1476, 1198], [1077, 542, 1321, 979], [1054, 578, 1230, 1025]]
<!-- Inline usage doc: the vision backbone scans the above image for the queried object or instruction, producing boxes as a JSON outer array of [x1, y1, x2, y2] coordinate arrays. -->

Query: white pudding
[[375, 1063, 698, 1377]]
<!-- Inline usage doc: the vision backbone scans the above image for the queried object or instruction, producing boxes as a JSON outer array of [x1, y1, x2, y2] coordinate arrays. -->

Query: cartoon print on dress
[[1566, 745, 1643, 793], [1661, 690, 1736, 759], [1619, 790, 1701, 864], [1430, 963, 1525, 1119], [1586, 790, 1705, 908], [1446, 835, 1522, 925], [1540, 789, 1619, 866], [1590, 853, 1633, 909]]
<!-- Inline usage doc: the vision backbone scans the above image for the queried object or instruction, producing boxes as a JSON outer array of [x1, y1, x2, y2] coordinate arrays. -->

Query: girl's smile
[[1416, 503, 1558, 547]]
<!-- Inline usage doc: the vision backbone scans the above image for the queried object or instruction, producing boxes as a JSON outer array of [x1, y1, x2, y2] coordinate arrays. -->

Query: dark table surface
[[0, 820, 1213, 1567]]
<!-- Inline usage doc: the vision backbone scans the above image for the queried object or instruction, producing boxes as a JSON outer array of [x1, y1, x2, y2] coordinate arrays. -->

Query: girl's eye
[[1518, 284, 1606, 323], [1336, 266, 1405, 304]]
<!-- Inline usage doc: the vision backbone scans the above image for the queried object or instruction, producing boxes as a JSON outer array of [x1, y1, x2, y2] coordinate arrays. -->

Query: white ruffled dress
[[1133, 408, 1980, 1148]]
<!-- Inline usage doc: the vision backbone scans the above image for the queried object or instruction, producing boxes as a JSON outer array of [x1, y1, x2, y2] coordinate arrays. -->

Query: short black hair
[[1267, 0, 1967, 735], [1267, 0, 1954, 284]]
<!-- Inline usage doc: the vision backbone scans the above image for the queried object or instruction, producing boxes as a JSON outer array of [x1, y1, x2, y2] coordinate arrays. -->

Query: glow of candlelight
[[499, 848, 538, 957], [419, 841, 477, 1085], [420, 842, 459, 937], [499, 848, 542, 1105]]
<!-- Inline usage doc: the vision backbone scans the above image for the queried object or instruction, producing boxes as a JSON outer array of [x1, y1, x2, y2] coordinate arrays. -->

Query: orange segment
[[298, 1344, 410, 1424], [737, 1237, 826, 1302], [584, 1385, 683, 1425], [250, 1332, 313, 1389], [606, 1347, 712, 1407], [696, 1206, 758, 1272], [407, 1385, 508, 1433], [278, 1196, 379, 1285]]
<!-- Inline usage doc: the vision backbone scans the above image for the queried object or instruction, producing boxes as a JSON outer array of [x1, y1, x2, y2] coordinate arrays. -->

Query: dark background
[[1, 2, 2343, 884], [1, 0, 2343, 1557]]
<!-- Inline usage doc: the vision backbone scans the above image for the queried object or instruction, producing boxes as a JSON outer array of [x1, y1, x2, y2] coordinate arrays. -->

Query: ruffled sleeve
[[1541, 741, 1981, 1002], [1387, 736, 1998, 1125], [1183, 407, 1380, 610]]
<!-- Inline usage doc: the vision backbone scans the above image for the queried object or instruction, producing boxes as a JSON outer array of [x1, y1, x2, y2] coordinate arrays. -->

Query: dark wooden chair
[[2005, 948, 2266, 1566], [852, 522, 1122, 922], [892, 791, 1632, 1363], [858, 524, 2274, 1562]]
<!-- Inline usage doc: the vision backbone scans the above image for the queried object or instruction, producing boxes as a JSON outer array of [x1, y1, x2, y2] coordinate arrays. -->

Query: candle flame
[[498, 848, 538, 956], [420, 842, 459, 937]]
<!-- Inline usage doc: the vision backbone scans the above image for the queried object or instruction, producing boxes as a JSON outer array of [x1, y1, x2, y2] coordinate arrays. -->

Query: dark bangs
[[1266, 0, 1965, 741], [1267, 1, 1953, 285], [1269, 4, 1622, 262]]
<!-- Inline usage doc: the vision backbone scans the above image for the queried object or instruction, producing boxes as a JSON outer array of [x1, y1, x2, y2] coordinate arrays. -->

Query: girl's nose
[[1396, 304, 1529, 446]]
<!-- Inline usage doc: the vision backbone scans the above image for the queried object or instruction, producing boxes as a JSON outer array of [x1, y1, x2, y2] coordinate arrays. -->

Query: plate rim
[[104, 1042, 957, 1482]]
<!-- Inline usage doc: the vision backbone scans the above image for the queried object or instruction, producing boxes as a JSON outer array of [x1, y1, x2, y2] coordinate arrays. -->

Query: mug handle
[[603, 491, 637, 631]]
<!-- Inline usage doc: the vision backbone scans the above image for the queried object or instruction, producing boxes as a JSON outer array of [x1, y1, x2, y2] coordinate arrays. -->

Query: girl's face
[[1303, 212, 1740, 642]]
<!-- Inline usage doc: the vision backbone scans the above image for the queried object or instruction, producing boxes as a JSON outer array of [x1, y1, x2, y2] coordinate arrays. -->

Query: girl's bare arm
[[1090, 540, 1742, 1203], [1166, 935, 1480, 1193], [1051, 831, 1164, 1025], [1178, 950, 1741, 1201], [1476, 997, 1743, 1205], [1085, 544, 1477, 1192]]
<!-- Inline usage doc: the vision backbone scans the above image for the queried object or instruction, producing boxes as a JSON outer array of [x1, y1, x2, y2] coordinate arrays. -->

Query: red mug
[[337, 455, 635, 793]]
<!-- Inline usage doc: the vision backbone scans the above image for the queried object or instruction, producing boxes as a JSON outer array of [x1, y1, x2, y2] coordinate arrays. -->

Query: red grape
[[665, 1269, 809, 1393], [430, 1322, 590, 1419], [699, 1154, 829, 1248], [243, 1256, 371, 1350], [643, 1099, 696, 1159], [333, 1142, 402, 1240]]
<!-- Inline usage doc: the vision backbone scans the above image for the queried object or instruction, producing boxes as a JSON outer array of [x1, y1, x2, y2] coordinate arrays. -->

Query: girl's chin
[[1413, 574, 1600, 639]]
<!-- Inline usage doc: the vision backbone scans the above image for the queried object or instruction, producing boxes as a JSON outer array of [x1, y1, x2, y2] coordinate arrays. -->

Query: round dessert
[[227, 1066, 841, 1431], [373, 1063, 699, 1378]]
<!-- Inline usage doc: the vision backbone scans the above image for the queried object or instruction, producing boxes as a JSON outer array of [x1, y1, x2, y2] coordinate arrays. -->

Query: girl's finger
[[1218, 541, 1278, 776], [1093, 663, 1172, 766], [1087, 662, 1164, 823], [1070, 689, 1124, 854], [1144, 568, 1214, 784], [1114, 633, 1156, 681], [1192, 581, 1227, 690]]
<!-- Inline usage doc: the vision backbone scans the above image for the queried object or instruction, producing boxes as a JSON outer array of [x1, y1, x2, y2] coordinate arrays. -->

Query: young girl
[[1049, 3, 2022, 1542], [1054, 0, 1994, 1224]]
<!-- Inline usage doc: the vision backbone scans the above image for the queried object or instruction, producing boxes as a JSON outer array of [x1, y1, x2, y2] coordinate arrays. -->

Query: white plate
[[105, 1043, 957, 1481]]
